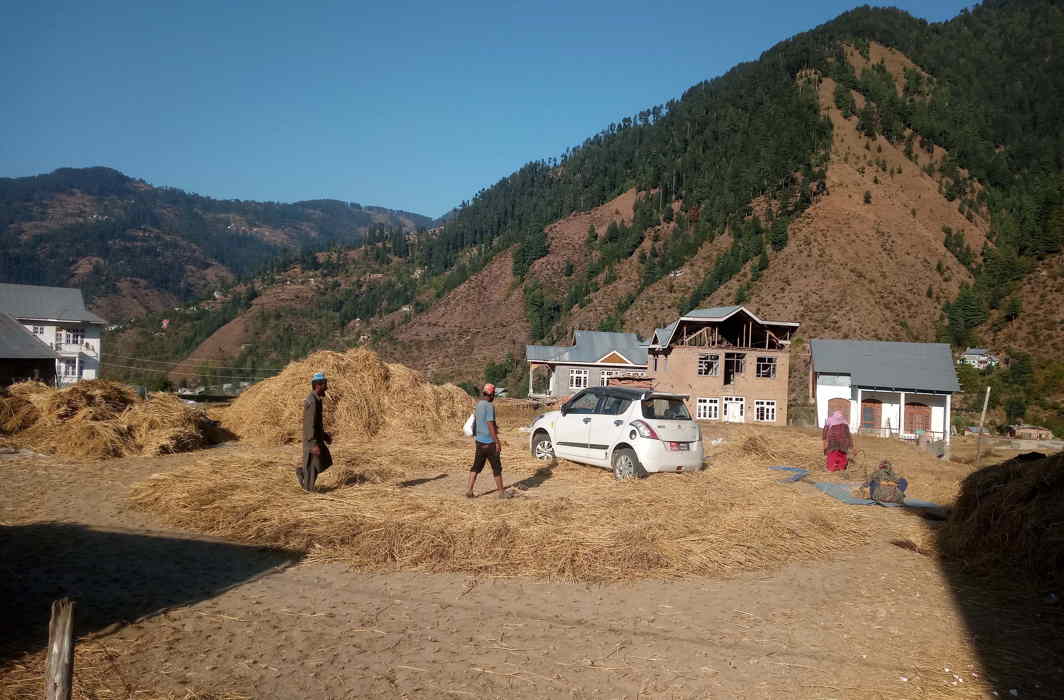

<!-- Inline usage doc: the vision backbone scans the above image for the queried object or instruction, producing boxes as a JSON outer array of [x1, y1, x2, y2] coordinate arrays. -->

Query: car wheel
[[531, 432, 555, 461], [612, 447, 647, 480]]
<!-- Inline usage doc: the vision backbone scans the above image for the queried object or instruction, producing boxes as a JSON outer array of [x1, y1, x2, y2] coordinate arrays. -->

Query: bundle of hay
[[0, 380, 217, 460], [939, 452, 1064, 587], [222, 348, 472, 446], [122, 393, 214, 455]]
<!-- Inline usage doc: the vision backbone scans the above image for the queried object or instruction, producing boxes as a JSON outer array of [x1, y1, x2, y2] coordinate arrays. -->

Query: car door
[[553, 390, 600, 461], [585, 394, 631, 465]]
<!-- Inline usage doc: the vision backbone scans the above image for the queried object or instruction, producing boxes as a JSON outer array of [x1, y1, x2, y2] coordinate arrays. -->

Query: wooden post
[[45, 598, 75, 700], [974, 385, 991, 468]]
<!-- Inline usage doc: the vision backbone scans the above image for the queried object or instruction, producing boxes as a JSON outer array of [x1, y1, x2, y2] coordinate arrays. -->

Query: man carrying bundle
[[466, 383, 510, 499], [297, 372, 332, 492]]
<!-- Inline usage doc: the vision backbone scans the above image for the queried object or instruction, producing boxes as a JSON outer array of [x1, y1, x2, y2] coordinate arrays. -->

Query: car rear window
[[641, 398, 691, 420]]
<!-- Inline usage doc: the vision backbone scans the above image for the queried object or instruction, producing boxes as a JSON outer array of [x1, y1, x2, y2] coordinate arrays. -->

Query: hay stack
[[222, 348, 472, 446], [0, 380, 217, 460], [939, 453, 1064, 587]]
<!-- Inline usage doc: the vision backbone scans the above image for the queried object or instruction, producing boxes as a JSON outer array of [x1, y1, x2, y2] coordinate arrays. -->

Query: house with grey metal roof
[[526, 330, 648, 398], [958, 346, 1001, 370], [809, 339, 960, 444], [0, 283, 106, 385], [648, 305, 800, 425]]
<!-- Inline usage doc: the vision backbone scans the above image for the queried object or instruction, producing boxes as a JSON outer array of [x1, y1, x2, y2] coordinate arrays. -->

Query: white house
[[958, 347, 1000, 370], [809, 339, 960, 444], [526, 331, 648, 399], [0, 283, 107, 384]]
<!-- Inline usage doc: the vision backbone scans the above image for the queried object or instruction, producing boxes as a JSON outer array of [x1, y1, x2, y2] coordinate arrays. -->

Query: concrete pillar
[[853, 387, 862, 434], [944, 393, 952, 445], [899, 391, 906, 438]]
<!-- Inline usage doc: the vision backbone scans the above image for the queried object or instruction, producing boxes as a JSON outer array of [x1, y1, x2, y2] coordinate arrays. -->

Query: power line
[[98, 360, 280, 380], [103, 352, 288, 372]]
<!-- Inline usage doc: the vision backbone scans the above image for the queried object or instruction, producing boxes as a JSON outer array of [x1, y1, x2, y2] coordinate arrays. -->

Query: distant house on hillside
[[526, 331, 648, 399], [809, 339, 960, 444], [647, 305, 800, 425], [958, 347, 1000, 370], [1012, 425, 1055, 441], [0, 283, 106, 385]]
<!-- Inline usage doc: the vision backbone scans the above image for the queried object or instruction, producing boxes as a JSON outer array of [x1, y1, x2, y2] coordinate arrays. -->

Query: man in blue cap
[[297, 372, 333, 491]]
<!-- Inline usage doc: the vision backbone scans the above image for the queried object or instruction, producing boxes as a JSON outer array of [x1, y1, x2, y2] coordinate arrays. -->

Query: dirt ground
[[2, 421, 1062, 699]]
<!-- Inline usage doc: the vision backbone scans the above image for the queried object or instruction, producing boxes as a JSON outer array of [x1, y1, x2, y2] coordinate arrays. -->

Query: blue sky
[[2, 1, 973, 218]]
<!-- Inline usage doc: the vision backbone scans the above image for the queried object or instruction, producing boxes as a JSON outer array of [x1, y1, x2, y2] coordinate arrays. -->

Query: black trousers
[[470, 442, 502, 476]]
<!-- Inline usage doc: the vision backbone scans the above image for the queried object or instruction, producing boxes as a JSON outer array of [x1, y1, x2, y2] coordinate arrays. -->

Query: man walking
[[466, 383, 509, 498], [297, 372, 333, 492]]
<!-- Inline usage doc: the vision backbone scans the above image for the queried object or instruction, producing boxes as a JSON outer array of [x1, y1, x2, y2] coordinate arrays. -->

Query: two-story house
[[526, 330, 648, 399], [0, 283, 107, 384], [958, 347, 1000, 370], [647, 306, 800, 425]]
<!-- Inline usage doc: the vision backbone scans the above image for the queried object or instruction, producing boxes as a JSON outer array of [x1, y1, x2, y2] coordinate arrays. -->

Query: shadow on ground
[[0, 522, 299, 662], [931, 452, 1064, 699], [511, 465, 554, 490]]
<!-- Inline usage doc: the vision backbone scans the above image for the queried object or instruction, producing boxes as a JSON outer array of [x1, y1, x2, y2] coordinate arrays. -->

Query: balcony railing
[[51, 342, 97, 356]]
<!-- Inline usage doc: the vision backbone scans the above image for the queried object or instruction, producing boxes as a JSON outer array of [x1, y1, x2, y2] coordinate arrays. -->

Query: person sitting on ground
[[297, 372, 332, 492], [466, 383, 509, 499], [869, 460, 908, 504], [822, 410, 853, 472]]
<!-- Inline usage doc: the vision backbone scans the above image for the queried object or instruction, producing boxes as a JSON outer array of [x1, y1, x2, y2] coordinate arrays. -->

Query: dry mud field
[[2, 409, 1062, 699]]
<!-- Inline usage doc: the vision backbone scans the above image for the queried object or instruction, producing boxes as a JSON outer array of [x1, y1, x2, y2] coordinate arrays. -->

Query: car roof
[[583, 387, 689, 401]]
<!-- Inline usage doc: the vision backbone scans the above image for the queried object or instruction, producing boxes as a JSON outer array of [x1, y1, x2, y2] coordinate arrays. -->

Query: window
[[696, 397, 720, 420], [569, 368, 588, 389], [724, 353, 746, 385], [31, 325, 45, 336], [565, 391, 599, 414], [755, 356, 777, 379], [63, 329, 84, 345], [641, 398, 691, 420], [59, 359, 79, 377], [697, 354, 720, 376], [754, 400, 777, 422], [598, 396, 631, 415]]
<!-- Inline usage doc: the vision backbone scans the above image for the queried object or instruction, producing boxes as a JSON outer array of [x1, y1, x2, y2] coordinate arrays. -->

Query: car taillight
[[630, 420, 659, 439]]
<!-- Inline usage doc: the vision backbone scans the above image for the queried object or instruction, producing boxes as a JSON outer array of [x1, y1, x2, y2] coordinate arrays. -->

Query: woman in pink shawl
[[822, 410, 853, 472]]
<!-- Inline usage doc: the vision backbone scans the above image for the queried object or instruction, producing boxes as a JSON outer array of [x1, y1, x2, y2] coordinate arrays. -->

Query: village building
[[809, 339, 960, 444], [0, 283, 106, 385], [1010, 425, 1055, 441], [0, 311, 60, 385], [647, 306, 800, 425], [526, 331, 648, 399], [958, 347, 1000, 370]]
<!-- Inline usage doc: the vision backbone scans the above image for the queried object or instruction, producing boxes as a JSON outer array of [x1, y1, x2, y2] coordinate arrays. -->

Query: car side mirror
[[560, 404, 569, 416]]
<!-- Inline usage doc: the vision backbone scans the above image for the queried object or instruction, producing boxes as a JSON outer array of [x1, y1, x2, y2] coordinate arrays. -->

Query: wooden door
[[904, 402, 931, 433], [860, 399, 883, 431], [827, 398, 851, 425]]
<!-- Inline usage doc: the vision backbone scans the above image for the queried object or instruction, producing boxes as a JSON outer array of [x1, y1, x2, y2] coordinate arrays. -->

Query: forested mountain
[[0, 167, 430, 319], [104, 1, 1062, 428]]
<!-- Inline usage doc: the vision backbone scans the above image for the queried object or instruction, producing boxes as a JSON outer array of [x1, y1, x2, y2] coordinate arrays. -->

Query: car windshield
[[641, 397, 691, 420]]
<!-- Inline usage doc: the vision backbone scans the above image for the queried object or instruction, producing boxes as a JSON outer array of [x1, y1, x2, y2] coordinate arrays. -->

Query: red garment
[[826, 450, 848, 472]]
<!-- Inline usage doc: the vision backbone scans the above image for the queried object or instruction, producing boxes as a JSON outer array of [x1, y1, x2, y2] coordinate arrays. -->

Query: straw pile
[[221, 348, 472, 446], [0, 380, 216, 459], [130, 423, 941, 582], [939, 452, 1064, 587]]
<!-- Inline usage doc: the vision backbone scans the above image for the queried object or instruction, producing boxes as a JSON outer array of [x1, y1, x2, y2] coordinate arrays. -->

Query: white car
[[528, 387, 705, 479]]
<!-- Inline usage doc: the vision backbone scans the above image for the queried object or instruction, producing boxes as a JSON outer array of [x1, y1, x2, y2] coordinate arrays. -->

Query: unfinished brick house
[[647, 306, 800, 425]]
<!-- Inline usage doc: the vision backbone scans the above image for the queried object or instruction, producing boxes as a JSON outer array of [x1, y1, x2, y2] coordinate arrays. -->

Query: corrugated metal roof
[[0, 313, 60, 359], [0, 283, 107, 324], [526, 330, 648, 365], [810, 339, 960, 393], [962, 347, 989, 355], [683, 305, 741, 319]]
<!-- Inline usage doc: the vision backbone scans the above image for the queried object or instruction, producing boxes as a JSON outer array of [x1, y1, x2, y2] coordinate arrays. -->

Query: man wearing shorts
[[466, 383, 509, 498]]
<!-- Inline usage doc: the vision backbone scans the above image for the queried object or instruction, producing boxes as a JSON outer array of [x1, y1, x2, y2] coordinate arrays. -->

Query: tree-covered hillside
[[0, 167, 431, 305]]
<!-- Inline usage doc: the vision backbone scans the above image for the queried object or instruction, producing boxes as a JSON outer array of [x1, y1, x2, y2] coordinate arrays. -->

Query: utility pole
[[974, 385, 991, 468]]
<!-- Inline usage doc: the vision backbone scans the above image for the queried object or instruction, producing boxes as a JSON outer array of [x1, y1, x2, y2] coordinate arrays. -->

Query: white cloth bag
[[462, 413, 475, 437]]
